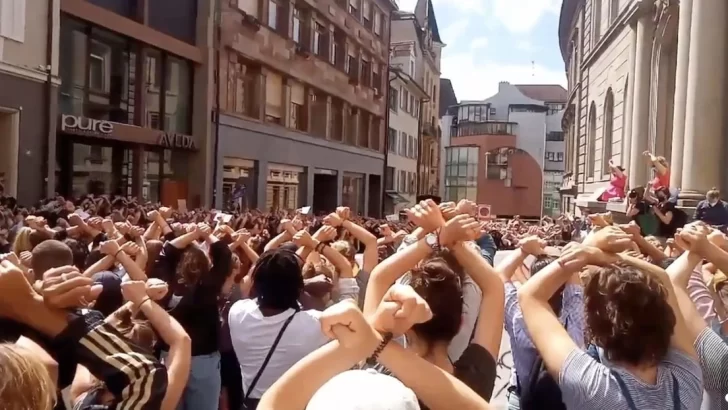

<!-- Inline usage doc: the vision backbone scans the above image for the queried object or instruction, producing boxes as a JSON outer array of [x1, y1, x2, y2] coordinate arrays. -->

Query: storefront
[[56, 114, 198, 204]]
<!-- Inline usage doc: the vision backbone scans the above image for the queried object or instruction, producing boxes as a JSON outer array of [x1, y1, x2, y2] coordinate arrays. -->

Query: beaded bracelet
[[366, 332, 393, 366]]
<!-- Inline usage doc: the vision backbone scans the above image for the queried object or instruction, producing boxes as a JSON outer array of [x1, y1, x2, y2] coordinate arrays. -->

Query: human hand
[[101, 219, 115, 233], [313, 225, 337, 243], [280, 219, 293, 232], [439, 214, 481, 247], [197, 223, 212, 237], [146, 210, 160, 221], [159, 207, 173, 219], [518, 236, 546, 255], [455, 199, 478, 217], [19, 251, 32, 268], [121, 281, 150, 306], [324, 212, 344, 227], [618, 221, 641, 237], [41, 266, 102, 309], [394, 230, 408, 241], [336, 206, 351, 221], [292, 218, 304, 231], [584, 226, 634, 253], [405, 200, 445, 233], [68, 213, 84, 226], [235, 229, 252, 244], [438, 202, 458, 221], [677, 223, 710, 254], [145, 278, 168, 301], [293, 229, 317, 248], [379, 224, 392, 237], [120, 242, 140, 257], [558, 243, 617, 270], [99, 240, 121, 256], [320, 300, 379, 351], [369, 284, 432, 336]]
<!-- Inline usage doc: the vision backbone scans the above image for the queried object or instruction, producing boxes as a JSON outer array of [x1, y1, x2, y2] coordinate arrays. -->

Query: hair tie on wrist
[[138, 296, 152, 308], [114, 248, 124, 258]]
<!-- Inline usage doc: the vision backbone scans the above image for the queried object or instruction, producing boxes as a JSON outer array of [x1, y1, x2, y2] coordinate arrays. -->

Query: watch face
[[426, 235, 437, 247]]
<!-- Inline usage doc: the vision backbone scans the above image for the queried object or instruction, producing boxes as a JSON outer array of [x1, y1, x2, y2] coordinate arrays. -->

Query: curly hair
[[175, 244, 211, 286], [406, 255, 463, 348], [583, 262, 675, 366]]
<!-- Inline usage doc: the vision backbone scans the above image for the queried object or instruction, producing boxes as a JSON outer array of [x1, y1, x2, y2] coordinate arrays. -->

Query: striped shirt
[[558, 347, 703, 410], [58, 310, 168, 410], [504, 282, 585, 388], [695, 328, 728, 410]]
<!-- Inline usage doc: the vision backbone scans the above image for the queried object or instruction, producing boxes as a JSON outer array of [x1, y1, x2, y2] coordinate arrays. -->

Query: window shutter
[[290, 81, 305, 105], [265, 73, 283, 117], [0, 0, 25, 43], [237, 0, 259, 17]]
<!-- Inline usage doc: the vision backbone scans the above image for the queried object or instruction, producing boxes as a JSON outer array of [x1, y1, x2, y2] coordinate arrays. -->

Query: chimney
[[498, 81, 510, 92]]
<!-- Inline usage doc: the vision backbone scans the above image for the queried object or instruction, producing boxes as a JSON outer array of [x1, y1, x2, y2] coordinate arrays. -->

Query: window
[[609, 0, 619, 23], [0, 0, 26, 42], [165, 56, 192, 133], [602, 88, 614, 175], [489, 107, 496, 116], [237, 0, 259, 18], [413, 136, 418, 159], [362, 0, 371, 26], [592, 0, 602, 44], [313, 22, 326, 55], [388, 127, 397, 152], [330, 98, 344, 141], [385, 166, 395, 190], [227, 56, 260, 118], [414, 99, 419, 117], [399, 132, 407, 156], [444, 146, 479, 202], [399, 170, 406, 192], [332, 32, 344, 66], [587, 102, 597, 178], [290, 80, 306, 132], [546, 131, 564, 141], [400, 89, 407, 110], [361, 57, 371, 87], [372, 63, 381, 93], [407, 135, 414, 158], [265, 72, 283, 124], [409, 59, 415, 77], [373, 11, 381, 35], [310, 90, 327, 138], [348, 0, 359, 17], [389, 87, 398, 112], [292, 8, 302, 43], [268, 0, 279, 29], [409, 95, 414, 116]]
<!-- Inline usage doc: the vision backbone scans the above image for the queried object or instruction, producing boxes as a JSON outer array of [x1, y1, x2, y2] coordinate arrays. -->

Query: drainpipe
[[379, 12, 393, 218], [43, 0, 56, 199], [211, 0, 222, 207], [414, 98, 424, 196]]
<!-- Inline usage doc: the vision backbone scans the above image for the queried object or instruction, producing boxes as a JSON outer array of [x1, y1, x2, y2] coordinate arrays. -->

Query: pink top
[[651, 169, 670, 191], [601, 173, 627, 201]]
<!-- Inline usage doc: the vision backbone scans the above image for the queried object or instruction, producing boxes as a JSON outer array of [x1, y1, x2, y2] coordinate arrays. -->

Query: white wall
[[439, 114, 453, 198], [510, 111, 546, 169], [387, 77, 420, 204]]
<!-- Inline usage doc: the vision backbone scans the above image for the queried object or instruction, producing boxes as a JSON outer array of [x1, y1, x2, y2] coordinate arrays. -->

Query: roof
[[558, 0, 581, 62], [439, 78, 458, 117], [515, 84, 568, 103], [414, 0, 442, 43]]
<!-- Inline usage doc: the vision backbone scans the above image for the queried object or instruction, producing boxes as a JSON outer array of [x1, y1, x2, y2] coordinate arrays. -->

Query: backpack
[[518, 319, 569, 410]]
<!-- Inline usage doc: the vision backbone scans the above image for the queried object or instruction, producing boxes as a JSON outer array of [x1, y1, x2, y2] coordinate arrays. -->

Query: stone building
[[558, 0, 725, 215], [217, 0, 397, 215]]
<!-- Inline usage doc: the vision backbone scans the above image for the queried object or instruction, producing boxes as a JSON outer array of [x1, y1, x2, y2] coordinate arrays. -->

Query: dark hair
[[175, 245, 211, 286], [529, 255, 564, 315], [407, 255, 463, 348], [584, 262, 675, 366], [31, 240, 74, 280], [63, 238, 90, 270], [252, 249, 303, 311]]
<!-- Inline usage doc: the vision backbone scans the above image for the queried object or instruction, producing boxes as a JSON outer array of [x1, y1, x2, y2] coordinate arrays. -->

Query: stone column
[[622, 23, 637, 174], [336, 171, 344, 207], [668, 0, 691, 189], [680, 0, 727, 200], [628, 11, 653, 189]]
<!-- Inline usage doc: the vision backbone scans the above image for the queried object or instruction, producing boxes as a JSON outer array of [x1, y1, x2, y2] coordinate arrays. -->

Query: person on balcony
[[598, 159, 627, 202]]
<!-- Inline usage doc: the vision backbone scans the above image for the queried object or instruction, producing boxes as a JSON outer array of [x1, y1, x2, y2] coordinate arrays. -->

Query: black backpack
[[518, 352, 567, 410]]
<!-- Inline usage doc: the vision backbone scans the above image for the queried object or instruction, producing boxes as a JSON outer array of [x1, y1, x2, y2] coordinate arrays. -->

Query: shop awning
[[385, 190, 410, 204]]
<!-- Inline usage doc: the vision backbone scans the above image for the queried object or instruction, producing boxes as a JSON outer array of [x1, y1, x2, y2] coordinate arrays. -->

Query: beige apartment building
[[559, 0, 726, 215], [391, 0, 443, 197]]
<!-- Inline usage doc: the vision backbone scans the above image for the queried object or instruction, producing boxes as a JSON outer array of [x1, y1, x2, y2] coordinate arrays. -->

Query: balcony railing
[[455, 121, 516, 137]]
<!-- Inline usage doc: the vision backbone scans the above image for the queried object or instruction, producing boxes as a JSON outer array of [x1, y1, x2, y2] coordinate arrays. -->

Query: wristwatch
[[425, 233, 441, 252]]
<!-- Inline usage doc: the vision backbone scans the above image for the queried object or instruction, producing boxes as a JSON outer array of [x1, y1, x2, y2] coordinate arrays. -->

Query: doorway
[[0, 109, 20, 197], [313, 173, 337, 213]]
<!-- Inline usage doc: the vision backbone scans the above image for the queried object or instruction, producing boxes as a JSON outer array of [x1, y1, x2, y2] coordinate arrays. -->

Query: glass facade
[[444, 146, 478, 202], [59, 16, 192, 132]]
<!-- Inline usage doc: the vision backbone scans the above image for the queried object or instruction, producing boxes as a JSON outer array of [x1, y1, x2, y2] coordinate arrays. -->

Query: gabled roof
[[514, 84, 568, 103], [439, 78, 458, 117], [413, 0, 442, 43]]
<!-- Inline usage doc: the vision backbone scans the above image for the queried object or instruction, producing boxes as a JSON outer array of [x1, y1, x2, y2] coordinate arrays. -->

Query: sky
[[396, 0, 568, 101]]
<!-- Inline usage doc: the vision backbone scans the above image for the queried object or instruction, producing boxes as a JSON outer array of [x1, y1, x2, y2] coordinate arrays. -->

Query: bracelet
[[366, 332, 393, 366], [137, 296, 152, 308], [114, 248, 124, 259], [315, 241, 327, 253]]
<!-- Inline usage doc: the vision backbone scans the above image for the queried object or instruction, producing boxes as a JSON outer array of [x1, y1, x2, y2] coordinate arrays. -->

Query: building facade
[[384, 67, 428, 214], [216, 0, 397, 216], [442, 82, 567, 218], [51, 0, 215, 207], [390, 0, 443, 198], [559, 0, 726, 216], [0, 0, 59, 205]]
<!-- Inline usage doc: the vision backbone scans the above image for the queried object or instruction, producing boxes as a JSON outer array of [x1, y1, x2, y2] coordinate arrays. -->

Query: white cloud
[[470, 37, 489, 51], [441, 51, 566, 101], [492, 0, 561, 33], [441, 22, 469, 45]]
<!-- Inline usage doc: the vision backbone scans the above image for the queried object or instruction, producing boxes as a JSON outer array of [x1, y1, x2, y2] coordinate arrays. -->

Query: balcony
[[455, 121, 516, 137]]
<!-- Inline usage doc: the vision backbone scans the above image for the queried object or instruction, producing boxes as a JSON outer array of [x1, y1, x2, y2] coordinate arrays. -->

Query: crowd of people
[[0, 190, 726, 410]]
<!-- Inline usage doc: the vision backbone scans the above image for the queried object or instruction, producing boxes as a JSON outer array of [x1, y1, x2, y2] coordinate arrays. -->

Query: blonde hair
[[11, 227, 33, 255], [0, 344, 56, 410]]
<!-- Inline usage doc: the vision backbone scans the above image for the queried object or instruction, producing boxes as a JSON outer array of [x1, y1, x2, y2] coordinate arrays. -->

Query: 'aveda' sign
[[61, 115, 114, 134], [158, 133, 196, 150]]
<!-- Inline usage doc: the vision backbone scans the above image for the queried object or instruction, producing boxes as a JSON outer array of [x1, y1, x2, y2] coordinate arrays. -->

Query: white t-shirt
[[228, 299, 329, 399]]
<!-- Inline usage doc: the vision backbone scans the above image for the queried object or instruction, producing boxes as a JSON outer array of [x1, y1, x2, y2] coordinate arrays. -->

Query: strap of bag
[[243, 309, 298, 401], [671, 374, 680, 410]]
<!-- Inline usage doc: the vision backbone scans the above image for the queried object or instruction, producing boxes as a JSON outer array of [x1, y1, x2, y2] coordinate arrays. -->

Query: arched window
[[592, 0, 602, 44], [602, 89, 614, 175], [621, 77, 629, 162], [610, 0, 619, 23], [587, 102, 597, 178]]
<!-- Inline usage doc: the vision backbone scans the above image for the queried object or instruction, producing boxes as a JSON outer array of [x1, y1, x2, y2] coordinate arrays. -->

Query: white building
[[385, 67, 429, 213]]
